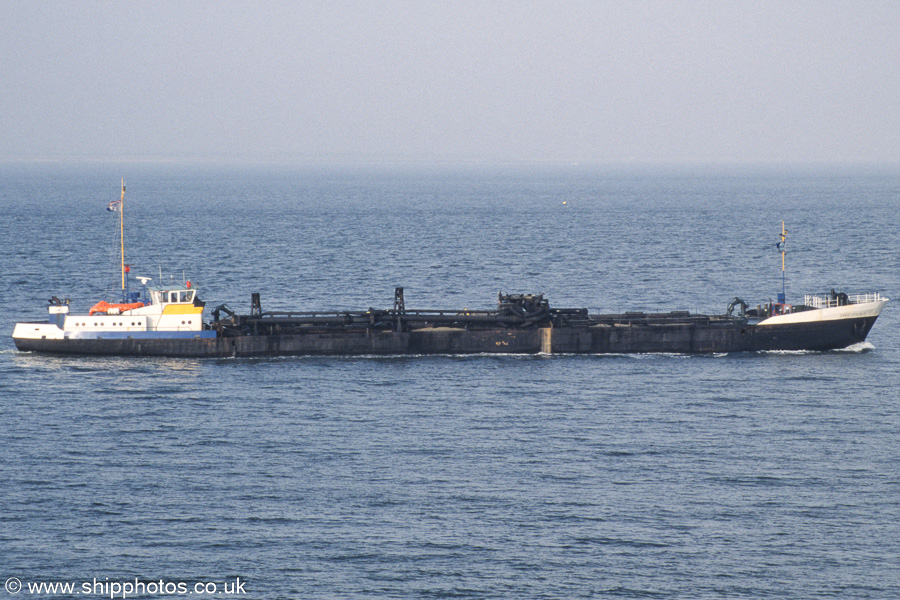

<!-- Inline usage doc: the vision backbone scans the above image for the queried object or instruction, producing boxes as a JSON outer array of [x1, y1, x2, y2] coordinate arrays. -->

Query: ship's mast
[[120, 179, 126, 291], [779, 220, 787, 303]]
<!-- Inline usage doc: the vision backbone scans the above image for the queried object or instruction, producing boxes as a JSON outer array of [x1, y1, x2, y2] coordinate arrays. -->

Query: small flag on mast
[[775, 224, 786, 251]]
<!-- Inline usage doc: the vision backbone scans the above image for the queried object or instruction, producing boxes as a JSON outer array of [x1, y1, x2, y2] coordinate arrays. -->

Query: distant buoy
[[562, 201, 567, 205]]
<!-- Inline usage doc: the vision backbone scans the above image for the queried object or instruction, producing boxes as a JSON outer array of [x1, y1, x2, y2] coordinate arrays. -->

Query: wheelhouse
[[150, 288, 196, 305]]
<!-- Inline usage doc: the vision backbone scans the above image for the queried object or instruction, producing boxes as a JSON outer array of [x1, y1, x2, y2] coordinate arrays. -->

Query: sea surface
[[1, 163, 899, 599]]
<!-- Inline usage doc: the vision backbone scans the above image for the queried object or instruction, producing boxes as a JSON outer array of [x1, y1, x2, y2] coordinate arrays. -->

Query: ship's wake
[[759, 341, 874, 356], [832, 341, 875, 353]]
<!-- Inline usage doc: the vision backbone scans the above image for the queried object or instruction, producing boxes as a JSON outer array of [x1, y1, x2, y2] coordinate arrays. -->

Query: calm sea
[[1, 164, 898, 599]]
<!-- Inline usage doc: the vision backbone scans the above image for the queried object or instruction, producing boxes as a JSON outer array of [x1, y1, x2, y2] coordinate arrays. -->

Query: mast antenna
[[778, 221, 787, 303]]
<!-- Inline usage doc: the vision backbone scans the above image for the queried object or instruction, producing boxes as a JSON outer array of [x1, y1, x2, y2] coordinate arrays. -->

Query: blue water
[[1, 164, 899, 598]]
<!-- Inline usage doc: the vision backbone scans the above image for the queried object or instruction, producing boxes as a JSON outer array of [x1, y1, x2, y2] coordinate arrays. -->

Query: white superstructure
[[12, 283, 209, 342]]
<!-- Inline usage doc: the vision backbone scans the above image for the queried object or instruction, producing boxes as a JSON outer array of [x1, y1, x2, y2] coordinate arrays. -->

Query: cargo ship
[[11, 186, 889, 357], [11, 286, 889, 357]]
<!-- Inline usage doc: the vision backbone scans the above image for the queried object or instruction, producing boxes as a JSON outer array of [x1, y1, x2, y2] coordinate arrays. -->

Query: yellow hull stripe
[[162, 304, 204, 315]]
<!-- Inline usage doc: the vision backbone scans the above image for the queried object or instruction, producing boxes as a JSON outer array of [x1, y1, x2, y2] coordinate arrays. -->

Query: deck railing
[[803, 292, 887, 309]]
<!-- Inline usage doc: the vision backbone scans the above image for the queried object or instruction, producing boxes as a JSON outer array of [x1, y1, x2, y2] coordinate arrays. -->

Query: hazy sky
[[2, 1, 898, 165]]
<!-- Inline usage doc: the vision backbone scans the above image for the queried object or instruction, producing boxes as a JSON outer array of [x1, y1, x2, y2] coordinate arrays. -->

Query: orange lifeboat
[[89, 300, 145, 316]]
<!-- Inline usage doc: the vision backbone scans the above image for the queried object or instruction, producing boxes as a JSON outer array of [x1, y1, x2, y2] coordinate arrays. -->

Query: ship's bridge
[[138, 285, 204, 331], [150, 288, 196, 306]]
